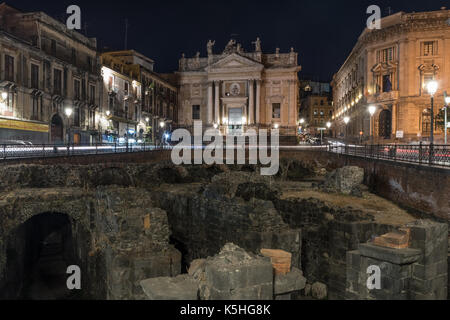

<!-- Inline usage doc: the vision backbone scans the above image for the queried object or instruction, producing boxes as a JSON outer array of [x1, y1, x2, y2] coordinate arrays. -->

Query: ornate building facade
[[0, 3, 101, 144], [176, 39, 301, 135], [101, 50, 178, 143], [332, 9, 450, 143]]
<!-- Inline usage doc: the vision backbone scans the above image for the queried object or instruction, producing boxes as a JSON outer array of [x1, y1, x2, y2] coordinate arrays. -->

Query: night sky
[[6, 0, 449, 81]]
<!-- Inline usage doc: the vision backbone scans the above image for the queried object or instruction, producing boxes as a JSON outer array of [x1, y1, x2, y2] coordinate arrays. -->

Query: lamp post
[[444, 92, 450, 145], [426, 80, 438, 144], [344, 116, 350, 142], [65, 107, 73, 146], [368, 105, 377, 145]]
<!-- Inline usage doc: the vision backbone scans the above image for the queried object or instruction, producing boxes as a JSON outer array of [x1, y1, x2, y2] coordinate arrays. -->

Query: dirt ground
[[278, 181, 417, 226]]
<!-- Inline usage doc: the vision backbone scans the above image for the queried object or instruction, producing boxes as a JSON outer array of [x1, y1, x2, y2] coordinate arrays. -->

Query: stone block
[[373, 228, 410, 249], [260, 249, 292, 275], [274, 267, 306, 295], [140, 274, 198, 300], [358, 243, 422, 265]]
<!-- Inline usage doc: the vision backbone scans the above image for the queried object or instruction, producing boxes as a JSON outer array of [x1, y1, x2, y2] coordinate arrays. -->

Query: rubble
[[319, 166, 364, 196]]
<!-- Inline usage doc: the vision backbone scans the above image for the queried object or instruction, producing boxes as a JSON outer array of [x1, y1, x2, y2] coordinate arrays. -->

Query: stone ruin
[[0, 161, 447, 300], [140, 243, 307, 300]]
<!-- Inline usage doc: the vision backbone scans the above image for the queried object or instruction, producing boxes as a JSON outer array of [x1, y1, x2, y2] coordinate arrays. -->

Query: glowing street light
[[444, 92, 450, 144], [242, 116, 247, 124], [343, 116, 350, 142], [344, 116, 350, 124], [65, 107, 73, 146], [299, 118, 305, 125], [65, 107, 73, 117], [426, 80, 438, 144], [274, 123, 279, 129], [326, 122, 332, 129], [106, 110, 111, 116], [213, 123, 218, 129], [159, 121, 165, 128], [145, 117, 150, 122], [1, 91, 7, 100]]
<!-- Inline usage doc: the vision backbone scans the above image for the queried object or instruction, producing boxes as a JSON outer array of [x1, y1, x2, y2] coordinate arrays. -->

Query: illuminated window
[[423, 41, 437, 56], [272, 103, 281, 119]]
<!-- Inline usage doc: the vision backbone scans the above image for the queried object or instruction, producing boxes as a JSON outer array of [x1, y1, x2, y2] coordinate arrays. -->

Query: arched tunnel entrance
[[1, 213, 83, 300]]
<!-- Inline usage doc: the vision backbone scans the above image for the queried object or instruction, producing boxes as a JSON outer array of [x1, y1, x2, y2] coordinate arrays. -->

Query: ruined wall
[[0, 164, 181, 300], [152, 171, 302, 272], [280, 150, 450, 222]]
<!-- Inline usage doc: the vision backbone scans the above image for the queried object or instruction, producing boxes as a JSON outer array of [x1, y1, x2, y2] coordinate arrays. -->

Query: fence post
[[419, 142, 423, 164], [429, 143, 434, 165], [114, 142, 117, 153], [42, 145, 45, 158], [96, 143, 98, 155], [3, 144, 5, 160]]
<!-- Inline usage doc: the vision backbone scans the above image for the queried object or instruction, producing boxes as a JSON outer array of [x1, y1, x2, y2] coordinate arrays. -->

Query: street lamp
[[65, 107, 73, 145], [426, 80, 438, 144], [368, 105, 377, 145], [444, 92, 450, 145], [326, 122, 332, 139], [299, 118, 305, 125], [1, 91, 7, 100], [344, 116, 350, 142]]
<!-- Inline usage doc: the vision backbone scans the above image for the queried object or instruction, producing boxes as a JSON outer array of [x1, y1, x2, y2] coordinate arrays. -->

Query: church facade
[[176, 39, 301, 136]]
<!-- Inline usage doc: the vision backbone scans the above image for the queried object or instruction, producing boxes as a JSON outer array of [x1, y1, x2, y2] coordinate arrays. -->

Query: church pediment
[[207, 53, 263, 73]]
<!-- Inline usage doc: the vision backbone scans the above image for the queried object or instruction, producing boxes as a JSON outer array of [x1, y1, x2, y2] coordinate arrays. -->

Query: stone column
[[207, 82, 213, 124], [214, 81, 220, 124], [249, 80, 254, 125], [256, 80, 261, 124]]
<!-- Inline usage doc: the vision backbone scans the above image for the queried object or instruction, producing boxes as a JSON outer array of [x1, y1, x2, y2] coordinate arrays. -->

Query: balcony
[[367, 91, 399, 104]]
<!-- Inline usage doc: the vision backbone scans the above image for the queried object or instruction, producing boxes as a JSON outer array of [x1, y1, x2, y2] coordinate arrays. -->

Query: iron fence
[[328, 143, 450, 168], [0, 143, 172, 160]]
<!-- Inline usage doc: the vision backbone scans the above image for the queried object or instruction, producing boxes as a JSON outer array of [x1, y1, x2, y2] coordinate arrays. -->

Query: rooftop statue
[[252, 37, 261, 52], [207, 40, 215, 56], [224, 39, 236, 54]]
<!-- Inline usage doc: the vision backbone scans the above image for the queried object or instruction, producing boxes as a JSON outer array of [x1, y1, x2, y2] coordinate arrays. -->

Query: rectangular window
[[82, 79, 86, 100], [124, 82, 129, 95], [423, 41, 436, 56], [53, 69, 62, 95], [74, 107, 80, 127], [192, 105, 200, 120], [74, 79, 81, 100], [5, 55, 14, 82], [89, 85, 95, 104], [71, 48, 77, 64], [382, 74, 392, 93], [51, 40, 56, 55], [31, 64, 39, 89], [378, 47, 394, 63], [272, 103, 281, 119]]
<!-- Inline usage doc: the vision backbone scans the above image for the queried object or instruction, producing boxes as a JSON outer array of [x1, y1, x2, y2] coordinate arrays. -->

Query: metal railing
[[328, 142, 450, 168], [0, 142, 172, 160]]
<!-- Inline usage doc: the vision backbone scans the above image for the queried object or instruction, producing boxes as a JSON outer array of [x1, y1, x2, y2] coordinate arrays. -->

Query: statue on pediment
[[207, 40, 215, 56], [224, 39, 236, 54], [252, 37, 261, 52]]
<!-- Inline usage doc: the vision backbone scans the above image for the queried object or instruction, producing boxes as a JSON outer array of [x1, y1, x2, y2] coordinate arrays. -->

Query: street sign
[[396, 131, 404, 138]]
